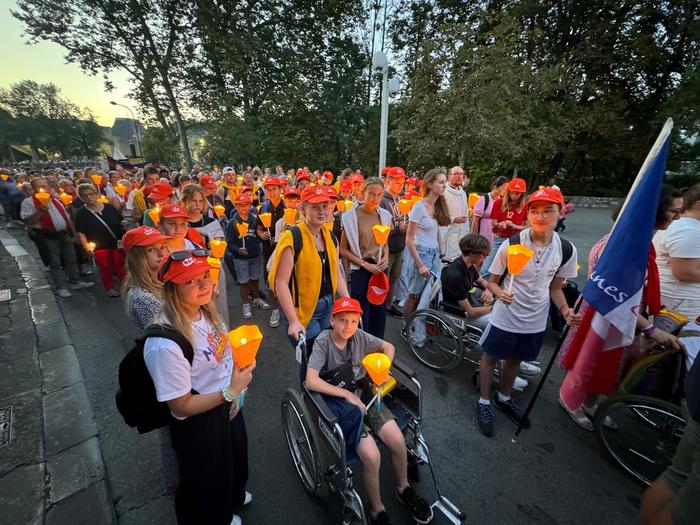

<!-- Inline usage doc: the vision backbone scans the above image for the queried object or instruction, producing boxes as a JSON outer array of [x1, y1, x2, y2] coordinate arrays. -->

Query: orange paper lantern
[[213, 204, 225, 218], [259, 212, 272, 228], [207, 256, 221, 283], [148, 208, 160, 225], [468, 192, 480, 210], [59, 192, 74, 206], [343, 200, 353, 212], [372, 224, 391, 245], [362, 353, 391, 386], [97, 195, 109, 203], [335, 200, 344, 213], [210, 239, 227, 258], [0, 174, 8, 181], [91, 174, 103, 187], [228, 325, 263, 369], [87, 242, 96, 253], [35, 191, 51, 206], [398, 198, 412, 215], [506, 244, 534, 275], [236, 222, 249, 237], [284, 208, 297, 224], [115, 184, 127, 197]]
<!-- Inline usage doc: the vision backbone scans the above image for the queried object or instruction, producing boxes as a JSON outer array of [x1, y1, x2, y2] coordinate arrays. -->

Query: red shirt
[[491, 199, 528, 238]]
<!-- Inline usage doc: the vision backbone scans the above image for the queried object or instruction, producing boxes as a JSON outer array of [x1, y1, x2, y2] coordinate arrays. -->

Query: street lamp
[[372, 51, 399, 176], [110, 101, 143, 159]]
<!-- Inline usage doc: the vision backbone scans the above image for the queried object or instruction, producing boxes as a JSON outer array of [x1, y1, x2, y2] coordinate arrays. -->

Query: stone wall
[[565, 195, 622, 208]]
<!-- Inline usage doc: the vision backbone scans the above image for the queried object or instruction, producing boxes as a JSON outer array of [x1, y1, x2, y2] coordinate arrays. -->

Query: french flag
[[559, 119, 673, 409]]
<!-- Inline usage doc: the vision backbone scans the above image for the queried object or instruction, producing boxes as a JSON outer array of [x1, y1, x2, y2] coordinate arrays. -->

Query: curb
[[0, 228, 117, 525]]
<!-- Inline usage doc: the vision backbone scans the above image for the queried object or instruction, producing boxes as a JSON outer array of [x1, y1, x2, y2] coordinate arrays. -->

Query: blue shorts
[[404, 246, 441, 295], [233, 257, 261, 284], [479, 324, 545, 361]]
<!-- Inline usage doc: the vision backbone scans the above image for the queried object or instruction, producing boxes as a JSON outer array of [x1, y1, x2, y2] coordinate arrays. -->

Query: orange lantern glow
[[259, 212, 272, 228], [335, 200, 344, 213], [97, 195, 109, 203], [59, 192, 74, 206], [372, 224, 391, 245], [115, 184, 127, 197], [0, 174, 8, 181], [87, 242, 96, 253], [148, 208, 160, 225], [362, 353, 391, 386], [236, 175, 244, 184], [207, 256, 221, 283], [91, 174, 103, 187], [284, 208, 297, 224], [398, 198, 412, 216], [236, 222, 249, 237], [227, 325, 263, 369], [213, 204, 225, 218], [210, 239, 227, 258], [343, 200, 353, 212], [411, 195, 422, 205], [506, 244, 534, 275], [468, 192, 480, 210], [35, 191, 51, 206]]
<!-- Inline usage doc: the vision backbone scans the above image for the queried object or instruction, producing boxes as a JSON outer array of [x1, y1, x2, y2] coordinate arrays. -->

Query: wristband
[[640, 325, 657, 337], [222, 387, 240, 403]]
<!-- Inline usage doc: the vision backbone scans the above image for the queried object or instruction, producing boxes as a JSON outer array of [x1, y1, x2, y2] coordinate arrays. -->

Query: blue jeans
[[481, 235, 506, 277]]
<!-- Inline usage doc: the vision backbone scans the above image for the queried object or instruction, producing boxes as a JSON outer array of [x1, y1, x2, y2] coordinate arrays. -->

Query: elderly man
[[20, 178, 93, 298], [441, 166, 470, 261]]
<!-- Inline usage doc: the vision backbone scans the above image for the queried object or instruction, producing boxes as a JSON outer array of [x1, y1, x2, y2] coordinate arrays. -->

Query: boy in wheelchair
[[305, 297, 433, 525]]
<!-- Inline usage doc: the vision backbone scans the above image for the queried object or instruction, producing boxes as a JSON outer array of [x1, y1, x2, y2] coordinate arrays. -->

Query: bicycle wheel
[[595, 395, 685, 486], [403, 309, 463, 371]]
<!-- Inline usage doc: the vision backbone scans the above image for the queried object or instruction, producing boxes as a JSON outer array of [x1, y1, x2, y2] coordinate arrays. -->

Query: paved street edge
[[0, 227, 117, 525]]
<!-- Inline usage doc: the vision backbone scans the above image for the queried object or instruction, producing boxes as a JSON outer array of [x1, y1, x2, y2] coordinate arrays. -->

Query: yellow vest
[[268, 222, 338, 327], [133, 189, 147, 215]]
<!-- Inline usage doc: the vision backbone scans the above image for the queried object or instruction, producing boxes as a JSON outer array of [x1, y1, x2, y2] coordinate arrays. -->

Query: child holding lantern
[[225, 193, 271, 320], [475, 187, 581, 438], [305, 297, 433, 525]]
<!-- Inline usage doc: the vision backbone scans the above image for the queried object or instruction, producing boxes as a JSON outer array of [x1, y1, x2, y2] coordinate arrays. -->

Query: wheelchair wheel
[[281, 388, 325, 495], [404, 309, 463, 371], [595, 395, 685, 486]]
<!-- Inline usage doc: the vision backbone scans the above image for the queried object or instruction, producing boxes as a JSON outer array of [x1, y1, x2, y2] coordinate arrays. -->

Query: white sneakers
[[252, 298, 270, 310], [269, 309, 280, 328], [242, 303, 253, 319], [69, 281, 94, 290], [56, 288, 72, 298], [518, 361, 542, 377], [229, 491, 252, 525]]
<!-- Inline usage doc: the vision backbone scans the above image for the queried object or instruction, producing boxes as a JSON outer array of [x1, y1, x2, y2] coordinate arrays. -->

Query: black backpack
[[287, 225, 338, 307], [115, 324, 194, 434]]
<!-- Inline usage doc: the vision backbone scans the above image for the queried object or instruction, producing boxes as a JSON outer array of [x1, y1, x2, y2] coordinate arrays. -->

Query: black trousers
[[169, 405, 248, 525]]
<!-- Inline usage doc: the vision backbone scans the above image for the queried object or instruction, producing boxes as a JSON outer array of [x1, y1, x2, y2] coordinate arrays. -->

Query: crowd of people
[[0, 161, 698, 525]]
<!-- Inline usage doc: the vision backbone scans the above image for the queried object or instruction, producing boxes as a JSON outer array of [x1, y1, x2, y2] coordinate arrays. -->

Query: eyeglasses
[[157, 249, 208, 281], [666, 208, 684, 216], [528, 208, 559, 218]]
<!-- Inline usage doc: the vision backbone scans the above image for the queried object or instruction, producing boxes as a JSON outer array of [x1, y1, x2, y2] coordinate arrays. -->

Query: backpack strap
[[289, 226, 303, 307], [560, 237, 574, 268], [142, 324, 194, 364]]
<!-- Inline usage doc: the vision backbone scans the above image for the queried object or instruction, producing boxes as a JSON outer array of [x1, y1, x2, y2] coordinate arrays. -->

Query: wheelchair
[[594, 310, 690, 486], [281, 335, 465, 524]]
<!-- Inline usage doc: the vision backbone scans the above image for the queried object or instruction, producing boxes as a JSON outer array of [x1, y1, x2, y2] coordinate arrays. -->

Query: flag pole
[[510, 118, 674, 443]]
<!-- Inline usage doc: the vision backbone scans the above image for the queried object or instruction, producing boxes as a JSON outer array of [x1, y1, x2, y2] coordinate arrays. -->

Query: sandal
[[583, 404, 618, 430], [559, 397, 593, 431]]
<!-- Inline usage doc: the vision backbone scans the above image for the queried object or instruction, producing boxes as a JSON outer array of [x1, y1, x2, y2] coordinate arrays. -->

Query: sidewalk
[[0, 226, 116, 525]]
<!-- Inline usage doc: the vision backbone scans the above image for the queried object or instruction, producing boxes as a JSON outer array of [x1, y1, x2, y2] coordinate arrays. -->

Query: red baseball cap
[[199, 175, 217, 190], [159, 204, 190, 219], [284, 187, 301, 198], [235, 193, 253, 205], [322, 171, 334, 180], [332, 297, 363, 315], [301, 186, 332, 203], [296, 172, 310, 182], [387, 167, 406, 179], [148, 181, 174, 200], [406, 177, 419, 186], [158, 251, 212, 284], [350, 173, 364, 184], [526, 187, 564, 208], [263, 176, 283, 187], [339, 179, 352, 192], [381, 167, 391, 176], [121, 226, 171, 254], [507, 177, 527, 193], [323, 186, 339, 200], [367, 272, 390, 305]]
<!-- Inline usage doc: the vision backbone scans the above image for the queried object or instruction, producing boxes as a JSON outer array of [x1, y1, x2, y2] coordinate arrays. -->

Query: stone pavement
[[0, 227, 116, 525]]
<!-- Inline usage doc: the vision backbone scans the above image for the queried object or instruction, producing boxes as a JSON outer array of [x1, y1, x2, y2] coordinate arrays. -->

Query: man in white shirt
[[20, 178, 93, 298], [653, 185, 700, 319], [441, 166, 470, 261]]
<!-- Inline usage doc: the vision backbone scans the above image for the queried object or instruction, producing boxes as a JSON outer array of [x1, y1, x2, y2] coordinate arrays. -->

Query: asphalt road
[[51, 206, 641, 525]]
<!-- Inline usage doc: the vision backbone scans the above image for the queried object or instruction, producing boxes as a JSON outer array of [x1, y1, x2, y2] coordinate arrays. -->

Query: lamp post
[[372, 51, 399, 176], [110, 101, 143, 159]]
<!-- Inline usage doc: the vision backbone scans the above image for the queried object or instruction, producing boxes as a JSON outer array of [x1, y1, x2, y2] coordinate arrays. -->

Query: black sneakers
[[396, 485, 433, 524], [475, 401, 494, 437], [493, 395, 531, 429], [368, 510, 392, 525]]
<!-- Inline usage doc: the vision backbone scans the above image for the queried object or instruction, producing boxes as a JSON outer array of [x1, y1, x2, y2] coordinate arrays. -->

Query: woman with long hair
[[481, 177, 529, 276], [144, 250, 254, 525], [340, 177, 392, 337], [558, 185, 685, 430], [121, 226, 170, 332], [74, 182, 126, 297], [402, 169, 451, 317]]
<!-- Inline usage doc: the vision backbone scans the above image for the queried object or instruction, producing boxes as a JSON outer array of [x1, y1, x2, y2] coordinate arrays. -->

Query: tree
[[142, 126, 181, 167]]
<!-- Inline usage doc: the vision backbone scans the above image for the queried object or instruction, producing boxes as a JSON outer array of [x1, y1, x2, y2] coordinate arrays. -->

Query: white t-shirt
[[20, 197, 68, 231], [408, 200, 439, 249], [488, 229, 578, 333], [653, 217, 700, 300], [144, 314, 233, 409]]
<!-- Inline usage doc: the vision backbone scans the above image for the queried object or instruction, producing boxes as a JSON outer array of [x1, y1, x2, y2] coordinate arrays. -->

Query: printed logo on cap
[[341, 299, 352, 307], [315, 188, 323, 194], [143, 227, 157, 235], [533, 190, 546, 198], [182, 257, 196, 267]]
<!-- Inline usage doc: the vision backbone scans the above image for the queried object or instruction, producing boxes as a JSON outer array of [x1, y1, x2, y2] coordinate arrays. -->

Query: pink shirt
[[473, 194, 495, 242]]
